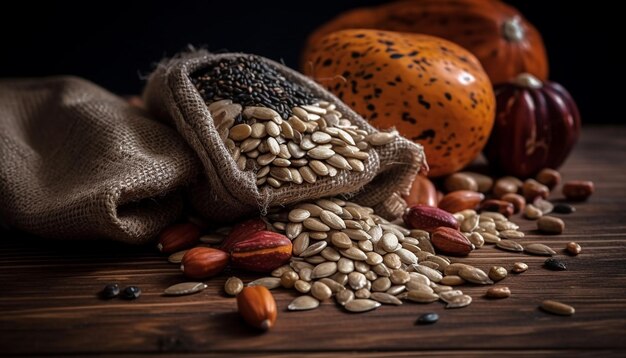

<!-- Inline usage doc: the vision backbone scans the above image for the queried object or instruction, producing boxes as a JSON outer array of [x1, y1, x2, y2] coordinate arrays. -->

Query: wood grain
[[1, 126, 626, 356]]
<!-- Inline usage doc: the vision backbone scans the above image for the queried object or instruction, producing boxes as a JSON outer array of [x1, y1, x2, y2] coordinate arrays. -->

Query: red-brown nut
[[221, 218, 267, 252], [562, 180, 594, 201], [479, 200, 515, 217], [493, 176, 521, 198], [230, 231, 292, 272], [157, 223, 201, 253], [536, 168, 561, 190], [403, 205, 460, 232], [501, 193, 526, 213], [444, 173, 478, 193], [438, 190, 485, 213], [404, 175, 438, 207], [431, 227, 474, 256], [522, 178, 550, 201], [181, 247, 229, 279]]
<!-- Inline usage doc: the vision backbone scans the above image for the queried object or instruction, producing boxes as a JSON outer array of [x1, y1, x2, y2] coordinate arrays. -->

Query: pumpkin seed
[[319, 210, 346, 230], [348, 272, 367, 290], [345, 299, 381, 313], [413, 265, 443, 282], [438, 290, 464, 302], [367, 132, 395, 146], [288, 295, 320, 311], [289, 209, 311, 222], [355, 288, 371, 299], [541, 300, 575, 316], [340, 246, 368, 261]]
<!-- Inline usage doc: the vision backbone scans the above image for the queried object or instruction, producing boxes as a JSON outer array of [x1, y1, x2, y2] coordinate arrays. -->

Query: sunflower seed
[[168, 250, 188, 264], [164, 282, 207, 296], [289, 209, 311, 222], [524, 243, 557, 256], [294, 280, 311, 293], [367, 132, 395, 146], [345, 299, 381, 313], [413, 265, 443, 282], [288, 295, 320, 311], [406, 290, 439, 303], [458, 267, 494, 285], [496, 240, 524, 252], [499, 230, 525, 239], [311, 281, 333, 300], [312, 262, 338, 279], [335, 289, 355, 306], [439, 290, 464, 302], [247, 277, 281, 289], [440, 275, 465, 286], [299, 241, 327, 257], [445, 294, 472, 308], [320, 210, 346, 230]]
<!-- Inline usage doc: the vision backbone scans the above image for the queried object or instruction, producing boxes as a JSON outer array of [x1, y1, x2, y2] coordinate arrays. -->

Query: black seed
[[553, 204, 576, 214], [101, 283, 120, 299], [416, 312, 439, 324], [122, 286, 142, 299], [544, 258, 567, 271], [192, 55, 317, 119]]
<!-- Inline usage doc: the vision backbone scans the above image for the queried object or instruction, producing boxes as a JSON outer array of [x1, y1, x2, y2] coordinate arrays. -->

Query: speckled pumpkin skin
[[303, 29, 495, 177], [301, 0, 548, 85]]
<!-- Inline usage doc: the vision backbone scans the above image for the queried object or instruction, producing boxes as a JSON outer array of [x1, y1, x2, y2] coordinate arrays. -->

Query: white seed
[[288, 295, 320, 311], [344, 299, 381, 313]]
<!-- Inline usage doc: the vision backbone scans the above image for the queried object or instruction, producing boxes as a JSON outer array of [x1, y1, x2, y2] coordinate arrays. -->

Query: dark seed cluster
[[192, 56, 317, 119], [100, 283, 141, 300]]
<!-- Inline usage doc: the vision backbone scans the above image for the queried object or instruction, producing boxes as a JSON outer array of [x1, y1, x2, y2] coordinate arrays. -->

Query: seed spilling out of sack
[[212, 101, 380, 189]]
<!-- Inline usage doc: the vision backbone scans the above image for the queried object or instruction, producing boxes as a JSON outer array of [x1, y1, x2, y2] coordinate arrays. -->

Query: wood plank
[[1, 126, 626, 356]]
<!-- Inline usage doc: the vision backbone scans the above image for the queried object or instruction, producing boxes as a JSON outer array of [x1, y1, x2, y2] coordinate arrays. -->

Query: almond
[[431, 227, 474, 256], [221, 218, 267, 252], [438, 190, 485, 213], [403, 205, 460, 232], [157, 223, 201, 253], [237, 286, 277, 330], [230, 231, 292, 272], [180, 247, 229, 279]]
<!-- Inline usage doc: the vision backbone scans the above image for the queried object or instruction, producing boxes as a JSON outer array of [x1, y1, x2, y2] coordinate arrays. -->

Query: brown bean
[[501, 193, 526, 213], [536, 168, 561, 190], [562, 180, 594, 201]]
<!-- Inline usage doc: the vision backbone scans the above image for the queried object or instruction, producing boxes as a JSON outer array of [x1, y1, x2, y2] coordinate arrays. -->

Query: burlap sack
[[0, 76, 200, 243], [143, 51, 426, 221]]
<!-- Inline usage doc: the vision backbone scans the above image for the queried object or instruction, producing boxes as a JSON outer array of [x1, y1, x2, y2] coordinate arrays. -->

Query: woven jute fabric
[[143, 51, 426, 222], [0, 76, 200, 243]]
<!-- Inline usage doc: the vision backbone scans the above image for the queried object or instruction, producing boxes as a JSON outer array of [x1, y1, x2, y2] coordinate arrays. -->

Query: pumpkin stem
[[502, 16, 525, 42], [512, 73, 543, 89]]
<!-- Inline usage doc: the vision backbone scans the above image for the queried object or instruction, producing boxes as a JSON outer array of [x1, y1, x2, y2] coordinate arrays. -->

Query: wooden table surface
[[1, 126, 625, 357]]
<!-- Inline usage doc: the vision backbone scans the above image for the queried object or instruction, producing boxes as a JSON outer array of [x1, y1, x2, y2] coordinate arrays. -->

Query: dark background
[[0, 1, 617, 124]]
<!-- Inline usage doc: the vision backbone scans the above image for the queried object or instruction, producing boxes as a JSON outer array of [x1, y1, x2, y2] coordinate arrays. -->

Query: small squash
[[484, 73, 581, 178], [302, 0, 548, 85], [303, 29, 495, 177]]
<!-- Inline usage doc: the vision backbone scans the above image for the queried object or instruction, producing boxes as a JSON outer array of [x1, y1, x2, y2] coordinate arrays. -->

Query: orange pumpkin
[[303, 29, 495, 177], [302, 0, 548, 85]]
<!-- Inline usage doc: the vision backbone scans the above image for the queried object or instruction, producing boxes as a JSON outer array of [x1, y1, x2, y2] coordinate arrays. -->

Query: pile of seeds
[[221, 198, 535, 312], [192, 56, 316, 119], [209, 100, 394, 188]]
